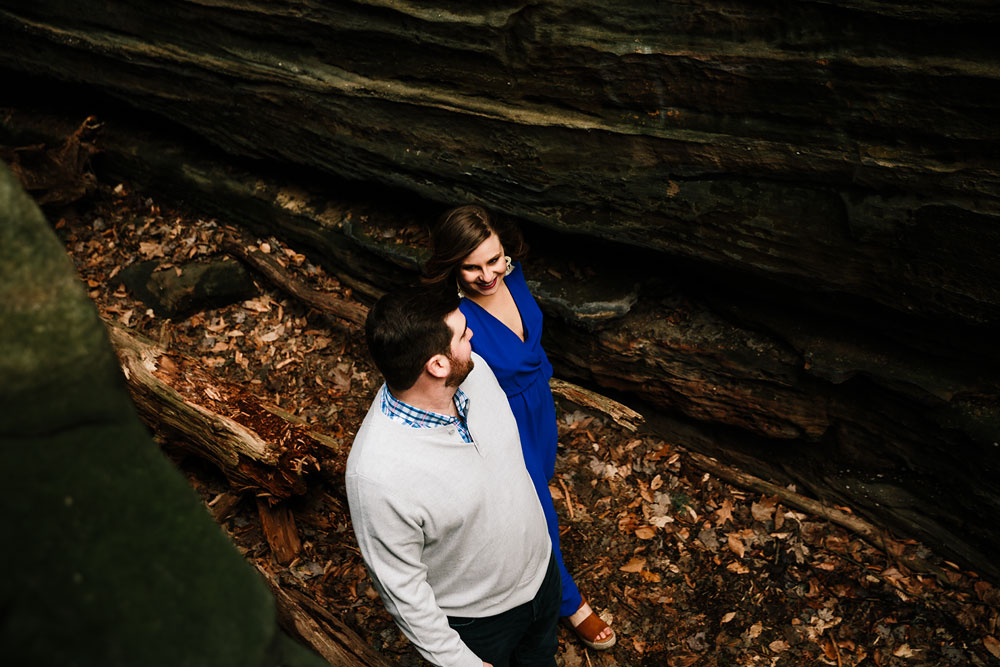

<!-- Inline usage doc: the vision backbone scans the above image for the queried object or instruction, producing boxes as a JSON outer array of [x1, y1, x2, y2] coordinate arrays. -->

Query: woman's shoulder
[[506, 260, 528, 288]]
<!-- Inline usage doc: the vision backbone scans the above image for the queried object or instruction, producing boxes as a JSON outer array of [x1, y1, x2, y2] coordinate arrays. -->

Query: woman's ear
[[425, 353, 450, 380]]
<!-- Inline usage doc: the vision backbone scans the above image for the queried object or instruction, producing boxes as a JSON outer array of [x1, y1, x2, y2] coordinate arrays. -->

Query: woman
[[424, 204, 616, 651]]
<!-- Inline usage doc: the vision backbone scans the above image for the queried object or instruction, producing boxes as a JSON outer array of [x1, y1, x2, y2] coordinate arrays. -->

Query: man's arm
[[347, 473, 482, 667]]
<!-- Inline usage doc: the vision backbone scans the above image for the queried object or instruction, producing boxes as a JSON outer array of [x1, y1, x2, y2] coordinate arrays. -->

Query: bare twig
[[557, 475, 575, 521]]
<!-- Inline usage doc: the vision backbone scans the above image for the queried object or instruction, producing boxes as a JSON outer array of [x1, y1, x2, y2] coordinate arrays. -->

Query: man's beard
[[445, 353, 474, 387]]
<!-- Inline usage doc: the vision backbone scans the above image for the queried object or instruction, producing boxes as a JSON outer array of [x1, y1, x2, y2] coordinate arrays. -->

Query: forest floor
[[55, 179, 1000, 667]]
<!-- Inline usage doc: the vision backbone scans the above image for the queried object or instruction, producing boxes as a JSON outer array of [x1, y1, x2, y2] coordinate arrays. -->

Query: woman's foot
[[564, 599, 616, 650]]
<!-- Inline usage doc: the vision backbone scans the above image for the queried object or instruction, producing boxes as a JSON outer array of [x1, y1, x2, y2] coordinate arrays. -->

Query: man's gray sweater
[[346, 353, 552, 667]]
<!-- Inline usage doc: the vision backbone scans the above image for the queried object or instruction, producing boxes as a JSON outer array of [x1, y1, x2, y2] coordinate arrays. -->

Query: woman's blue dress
[[459, 262, 582, 617]]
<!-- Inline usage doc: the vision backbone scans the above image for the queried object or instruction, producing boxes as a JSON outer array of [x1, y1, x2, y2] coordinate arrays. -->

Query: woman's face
[[458, 233, 506, 298]]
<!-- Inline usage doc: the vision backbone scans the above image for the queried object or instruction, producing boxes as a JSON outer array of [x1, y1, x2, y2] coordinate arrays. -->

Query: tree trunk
[[257, 565, 394, 667], [107, 323, 339, 499]]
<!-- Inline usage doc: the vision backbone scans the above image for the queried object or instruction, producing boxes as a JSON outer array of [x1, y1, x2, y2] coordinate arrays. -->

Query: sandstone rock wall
[[1, 1, 998, 580], [2, 1, 998, 321]]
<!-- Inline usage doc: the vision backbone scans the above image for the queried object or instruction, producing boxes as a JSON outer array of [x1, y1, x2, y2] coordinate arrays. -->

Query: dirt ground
[[56, 180, 1000, 666]]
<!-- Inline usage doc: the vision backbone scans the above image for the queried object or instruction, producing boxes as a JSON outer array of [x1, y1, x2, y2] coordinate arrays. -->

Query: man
[[346, 286, 559, 667]]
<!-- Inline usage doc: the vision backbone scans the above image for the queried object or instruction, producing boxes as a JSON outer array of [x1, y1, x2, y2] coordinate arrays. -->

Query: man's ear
[[425, 353, 450, 380]]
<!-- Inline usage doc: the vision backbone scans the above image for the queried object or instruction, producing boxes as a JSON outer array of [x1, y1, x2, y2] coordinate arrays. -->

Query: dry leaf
[[769, 640, 789, 652], [259, 325, 285, 343], [751, 496, 776, 522], [620, 557, 646, 573], [747, 622, 763, 639], [243, 298, 271, 313], [715, 498, 734, 527], [639, 483, 655, 504], [139, 241, 164, 258], [618, 513, 640, 533], [892, 644, 916, 658], [822, 640, 838, 660], [647, 442, 673, 461], [727, 533, 745, 558], [721, 611, 736, 624], [635, 526, 656, 540], [984, 635, 1000, 659]]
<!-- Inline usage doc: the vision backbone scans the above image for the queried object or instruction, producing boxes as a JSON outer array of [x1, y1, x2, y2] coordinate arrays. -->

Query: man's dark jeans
[[447, 551, 561, 666]]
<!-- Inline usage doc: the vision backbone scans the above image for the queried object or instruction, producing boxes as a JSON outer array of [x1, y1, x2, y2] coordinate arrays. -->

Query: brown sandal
[[565, 599, 617, 650]]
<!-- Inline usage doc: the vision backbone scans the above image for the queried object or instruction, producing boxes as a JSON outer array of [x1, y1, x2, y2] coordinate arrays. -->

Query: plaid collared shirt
[[380, 385, 473, 444]]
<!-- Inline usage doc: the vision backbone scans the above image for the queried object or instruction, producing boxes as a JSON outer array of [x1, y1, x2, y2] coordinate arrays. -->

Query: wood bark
[[550, 377, 644, 433], [257, 565, 394, 667], [222, 232, 370, 328], [257, 498, 303, 566], [106, 322, 335, 499]]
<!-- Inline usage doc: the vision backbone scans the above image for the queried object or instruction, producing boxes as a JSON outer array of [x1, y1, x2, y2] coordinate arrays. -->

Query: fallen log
[[106, 322, 337, 499], [257, 565, 393, 667], [221, 232, 369, 327], [550, 377, 644, 433]]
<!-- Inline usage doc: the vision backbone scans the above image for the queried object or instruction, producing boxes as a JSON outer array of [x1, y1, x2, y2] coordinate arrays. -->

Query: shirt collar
[[381, 385, 470, 428]]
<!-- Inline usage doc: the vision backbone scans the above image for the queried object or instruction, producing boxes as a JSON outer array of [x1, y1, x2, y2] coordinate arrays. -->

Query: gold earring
[[504, 255, 513, 276]]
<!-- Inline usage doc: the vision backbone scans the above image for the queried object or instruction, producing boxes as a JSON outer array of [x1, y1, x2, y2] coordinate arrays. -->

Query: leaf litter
[[55, 179, 1000, 666]]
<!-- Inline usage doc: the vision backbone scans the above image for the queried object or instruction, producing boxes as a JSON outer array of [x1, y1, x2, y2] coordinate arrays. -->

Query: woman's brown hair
[[423, 204, 528, 285]]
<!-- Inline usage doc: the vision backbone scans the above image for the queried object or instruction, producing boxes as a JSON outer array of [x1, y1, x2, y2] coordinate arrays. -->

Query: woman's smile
[[476, 275, 499, 290]]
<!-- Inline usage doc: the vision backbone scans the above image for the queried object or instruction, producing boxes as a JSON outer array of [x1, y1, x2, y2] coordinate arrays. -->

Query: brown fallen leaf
[[751, 495, 776, 522], [892, 644, 916, 658], [715, 498, 734, 527], [984, 635, 1000, 659], [727, 533, 745, 558], [620, 556, 646, 573], [635, 526, 656, 540], [618, 512, 640, 533]]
